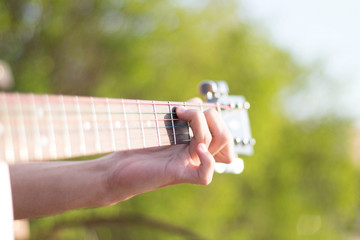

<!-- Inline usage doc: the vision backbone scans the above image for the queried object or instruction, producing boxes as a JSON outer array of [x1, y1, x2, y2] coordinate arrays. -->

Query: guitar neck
[[0, 93, 222, 163]]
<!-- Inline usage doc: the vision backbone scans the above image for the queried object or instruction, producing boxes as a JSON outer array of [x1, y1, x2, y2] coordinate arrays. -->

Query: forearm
[[9, 159, 110, 219]]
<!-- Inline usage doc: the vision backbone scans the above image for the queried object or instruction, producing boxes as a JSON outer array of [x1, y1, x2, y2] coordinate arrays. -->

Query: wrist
[[88, 157, 117, 208], [93, 151, 136, 207]]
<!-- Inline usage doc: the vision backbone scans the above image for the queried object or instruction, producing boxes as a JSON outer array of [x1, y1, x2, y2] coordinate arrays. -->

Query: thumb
[[193, 143, 215, 185]]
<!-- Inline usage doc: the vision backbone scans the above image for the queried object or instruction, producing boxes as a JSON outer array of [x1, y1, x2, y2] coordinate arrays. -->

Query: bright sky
[[240, 0, 360, 124]]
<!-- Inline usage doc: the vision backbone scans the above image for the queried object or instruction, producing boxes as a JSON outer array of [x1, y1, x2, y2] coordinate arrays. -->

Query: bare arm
[[10, 105, 234, 219]]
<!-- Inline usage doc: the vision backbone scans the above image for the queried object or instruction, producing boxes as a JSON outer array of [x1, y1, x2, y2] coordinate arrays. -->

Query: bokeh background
[[1, 0, 360, 239]]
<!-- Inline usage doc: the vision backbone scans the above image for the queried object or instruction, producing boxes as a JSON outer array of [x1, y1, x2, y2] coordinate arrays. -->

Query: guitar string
[[0, 106, 237, 129], [0, 95, 241, 154], [0, 109, 237, 120], [0, 94, 235, 110], [1, 95, 240, 124], [3, 125, 192, 134]]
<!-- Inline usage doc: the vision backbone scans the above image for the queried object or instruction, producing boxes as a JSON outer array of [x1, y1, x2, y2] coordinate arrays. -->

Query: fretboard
[[0, 93, 224, 163]]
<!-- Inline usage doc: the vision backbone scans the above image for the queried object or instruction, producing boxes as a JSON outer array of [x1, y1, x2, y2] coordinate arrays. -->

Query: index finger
[[176, 106, 212, 163]]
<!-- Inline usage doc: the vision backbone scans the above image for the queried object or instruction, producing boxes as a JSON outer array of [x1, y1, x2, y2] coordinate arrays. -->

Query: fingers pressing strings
[[176, 106, 212, 162]]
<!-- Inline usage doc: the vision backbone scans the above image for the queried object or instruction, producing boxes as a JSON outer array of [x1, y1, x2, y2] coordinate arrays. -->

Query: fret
[[90, 97, 101, 153], [106, 98, 116, 152], [168, 101, 176, 145], [16, 93, 29, 162], [45, 94, 58, 159], [137, 101, 156, 148], [1, 93, 15, 163], [91, 97, 114, 153], [60, 95, 72, 158], [137, 99, 146, 148], [152, 101, 161, 146], [136, 100, 172, 147], [107, 99, 125, 150], [75, 96, 87, 155], [30, 94, 43, 160], [78, 96, 97, 156], [121, 99, 131, 150]]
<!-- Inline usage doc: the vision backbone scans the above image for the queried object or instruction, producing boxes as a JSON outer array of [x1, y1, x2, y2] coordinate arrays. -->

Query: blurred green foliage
[[1, 0, 359, 239]]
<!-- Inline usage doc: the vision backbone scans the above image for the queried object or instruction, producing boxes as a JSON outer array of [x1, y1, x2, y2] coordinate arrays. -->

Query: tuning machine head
[[199, 81, 254, 174], [199, 81, 229, 102]]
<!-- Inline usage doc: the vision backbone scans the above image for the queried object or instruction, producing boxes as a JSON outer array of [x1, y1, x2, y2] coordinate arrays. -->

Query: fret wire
[[75, 96, 87, 155], [90, 97, 102, 153], [60, 95, 72, 157], [1, 93, 15, 163], [16, 93, 29, 161], [137, 99, 146, 148], [30, 94, 43, 160], [122, 99, 131, 150], [168, 101, 176, 145], [184, 102, 193, 139], [46, 94, 58, 159], [217, 102, 221, 112], [106, 98, 116, 152], [152, 101, 161, 146]]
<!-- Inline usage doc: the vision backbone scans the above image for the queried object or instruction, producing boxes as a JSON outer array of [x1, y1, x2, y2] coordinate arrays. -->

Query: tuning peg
[[199, 81, 229, 102], [199, 81, 217, 100], [214, 157, 244, 174], [234, 138, 256, 146], [216, 81, 229, 95]]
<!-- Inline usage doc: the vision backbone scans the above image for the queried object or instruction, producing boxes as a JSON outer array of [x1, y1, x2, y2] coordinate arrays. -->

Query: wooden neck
[[0, 93, 224, 163]]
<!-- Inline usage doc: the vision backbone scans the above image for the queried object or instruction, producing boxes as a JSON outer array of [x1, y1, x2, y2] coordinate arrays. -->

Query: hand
[[103, 98, 235, 205]]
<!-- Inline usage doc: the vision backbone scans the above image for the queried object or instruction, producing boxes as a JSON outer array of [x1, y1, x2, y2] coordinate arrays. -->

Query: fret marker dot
[[115, 121, 121, 129], [146, 120, 151, 127], [84, 121, 91, 131]]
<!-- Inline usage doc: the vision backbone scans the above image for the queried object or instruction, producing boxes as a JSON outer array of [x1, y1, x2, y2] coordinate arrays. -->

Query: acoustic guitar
[[0, 81, 254, 239]]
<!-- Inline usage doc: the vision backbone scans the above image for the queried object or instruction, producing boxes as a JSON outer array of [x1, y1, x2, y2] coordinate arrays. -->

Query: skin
[[9, 99, 235, 220]]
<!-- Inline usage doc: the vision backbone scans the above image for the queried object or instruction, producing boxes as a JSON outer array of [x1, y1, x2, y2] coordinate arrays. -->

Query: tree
[[1, 0, 358, 239]]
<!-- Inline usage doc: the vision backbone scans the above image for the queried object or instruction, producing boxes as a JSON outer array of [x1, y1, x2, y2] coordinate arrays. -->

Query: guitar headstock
[[199, 81, 255, 174]]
